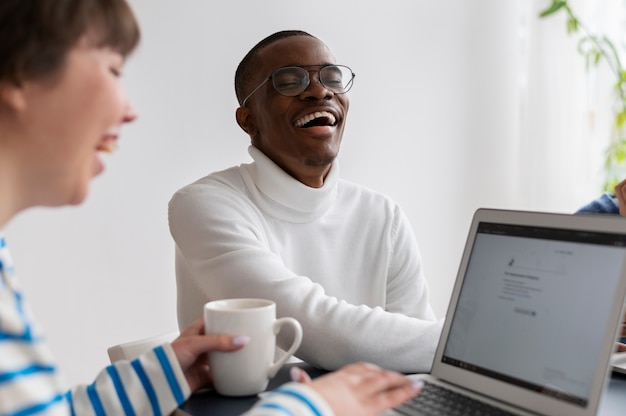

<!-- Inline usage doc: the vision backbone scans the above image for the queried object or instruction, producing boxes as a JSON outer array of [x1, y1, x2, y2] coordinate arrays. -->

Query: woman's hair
[[0, 0, 140, 84]]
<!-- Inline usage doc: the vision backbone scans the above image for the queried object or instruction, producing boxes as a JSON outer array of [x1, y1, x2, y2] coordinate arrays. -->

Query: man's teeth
[[295, 111, 336, 127]]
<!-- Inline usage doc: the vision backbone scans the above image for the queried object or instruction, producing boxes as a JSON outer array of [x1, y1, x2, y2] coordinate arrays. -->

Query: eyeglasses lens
[[272, 68, 310, 96], [272, 66, 354, 96]]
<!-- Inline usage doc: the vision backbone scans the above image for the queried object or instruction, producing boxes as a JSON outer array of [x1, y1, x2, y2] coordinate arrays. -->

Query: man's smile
[[295, 111, 337, 128]]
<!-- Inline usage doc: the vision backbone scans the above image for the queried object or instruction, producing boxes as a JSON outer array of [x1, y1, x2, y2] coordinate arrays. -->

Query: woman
[[0, 1, 420, 415]]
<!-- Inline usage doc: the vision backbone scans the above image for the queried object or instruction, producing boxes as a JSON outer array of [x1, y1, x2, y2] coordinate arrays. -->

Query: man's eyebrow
[[280, 63, 335, 68]]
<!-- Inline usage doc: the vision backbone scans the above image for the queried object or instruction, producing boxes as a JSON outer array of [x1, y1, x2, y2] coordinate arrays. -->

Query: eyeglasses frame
[[241, 64, 355, 107]]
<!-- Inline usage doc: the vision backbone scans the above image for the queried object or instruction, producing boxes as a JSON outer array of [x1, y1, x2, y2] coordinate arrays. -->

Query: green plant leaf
[[539, 1, 567, 17], [542, 0, 626, 192], [594, 50, 602, 65], [604, 178, 618, 193], [566, 16, 579, 33]]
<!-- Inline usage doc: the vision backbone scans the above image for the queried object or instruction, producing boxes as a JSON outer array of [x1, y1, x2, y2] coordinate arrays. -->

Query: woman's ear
[[0, 81, 27, 113], [235, 106, 258, 138]]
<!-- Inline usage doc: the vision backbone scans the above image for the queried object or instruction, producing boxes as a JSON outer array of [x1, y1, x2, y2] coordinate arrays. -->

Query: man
[[577, 179, 626, 352], [169, 30, 443, 373]]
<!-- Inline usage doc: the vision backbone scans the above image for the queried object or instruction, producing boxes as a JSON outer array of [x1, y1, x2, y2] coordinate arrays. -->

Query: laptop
[[391, 208, 626, 416]]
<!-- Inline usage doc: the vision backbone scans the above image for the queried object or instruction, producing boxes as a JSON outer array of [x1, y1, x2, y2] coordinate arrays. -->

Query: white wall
[[3, 0, 602, 386]]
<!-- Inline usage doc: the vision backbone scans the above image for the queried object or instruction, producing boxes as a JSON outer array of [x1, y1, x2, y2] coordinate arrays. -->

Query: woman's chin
[[66, 186, 90, 206], [93, 153, 105, 177]]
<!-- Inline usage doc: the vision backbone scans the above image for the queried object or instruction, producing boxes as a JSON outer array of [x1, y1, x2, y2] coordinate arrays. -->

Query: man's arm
[[169, 184, 442, 373], [385, 204, 436, 320], [576, 192, 620, 214], [576, 178, 626, 215]]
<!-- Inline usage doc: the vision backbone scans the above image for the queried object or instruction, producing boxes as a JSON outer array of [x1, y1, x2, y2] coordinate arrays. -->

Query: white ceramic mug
[[203, 298, 303, 396]]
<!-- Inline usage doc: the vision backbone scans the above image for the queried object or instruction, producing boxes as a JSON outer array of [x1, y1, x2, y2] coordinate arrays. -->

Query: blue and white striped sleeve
[[244, 382, 334, 416], [68, 343, 190, 416]]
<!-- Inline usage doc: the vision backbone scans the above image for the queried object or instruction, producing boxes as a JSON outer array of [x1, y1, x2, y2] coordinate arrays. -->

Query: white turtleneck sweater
[[169, 146, 443, 373]]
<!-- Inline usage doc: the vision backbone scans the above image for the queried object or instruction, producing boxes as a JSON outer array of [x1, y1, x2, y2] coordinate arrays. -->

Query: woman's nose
[[122, 101, 138, 123]]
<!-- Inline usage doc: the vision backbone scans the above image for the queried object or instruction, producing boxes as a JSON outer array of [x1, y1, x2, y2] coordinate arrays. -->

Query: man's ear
[[0, 81, 27, 113], [235, 106, 258, 138]]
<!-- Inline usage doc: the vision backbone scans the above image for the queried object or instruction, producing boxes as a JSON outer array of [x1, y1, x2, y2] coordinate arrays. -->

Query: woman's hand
[[170, 317, 249, 392], [291, 362, 422, 416]]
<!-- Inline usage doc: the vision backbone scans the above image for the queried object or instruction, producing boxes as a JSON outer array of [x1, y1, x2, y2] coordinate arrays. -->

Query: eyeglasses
[[242, 65, 355, 106]]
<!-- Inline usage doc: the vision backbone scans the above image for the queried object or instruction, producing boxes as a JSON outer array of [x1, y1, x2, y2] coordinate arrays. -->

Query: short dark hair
[[234, 30, 317, 106], [0, 0, 140, 84]]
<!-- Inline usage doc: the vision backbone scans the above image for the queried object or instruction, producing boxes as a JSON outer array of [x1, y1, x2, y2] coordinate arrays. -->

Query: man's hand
[[615, 179, 626, 217]]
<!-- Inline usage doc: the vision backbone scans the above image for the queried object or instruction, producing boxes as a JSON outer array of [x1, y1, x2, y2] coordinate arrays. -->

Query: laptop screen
[[441, 221, 626, 407]]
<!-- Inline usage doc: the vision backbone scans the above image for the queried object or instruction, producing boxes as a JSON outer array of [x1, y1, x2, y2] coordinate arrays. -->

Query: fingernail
[[411, 379, 424, 391], [232, 335, 250, 346], [290, 366, 302, 381]]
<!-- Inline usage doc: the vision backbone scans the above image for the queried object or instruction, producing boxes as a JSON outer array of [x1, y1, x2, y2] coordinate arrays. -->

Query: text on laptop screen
[[442, 222, 626, 407]]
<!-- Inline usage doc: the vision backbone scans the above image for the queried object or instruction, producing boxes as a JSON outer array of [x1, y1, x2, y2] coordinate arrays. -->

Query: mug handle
[[267, 317, 303, 378]]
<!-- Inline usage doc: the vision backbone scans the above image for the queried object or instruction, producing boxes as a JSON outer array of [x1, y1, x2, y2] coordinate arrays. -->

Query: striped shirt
[[0, 235, 189, 415], [242, 383, 333, 416], [0, 235, 331, 416]]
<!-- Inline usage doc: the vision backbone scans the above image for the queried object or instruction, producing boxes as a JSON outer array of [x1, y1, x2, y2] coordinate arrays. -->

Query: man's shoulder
[[175, 165, 244, 194], [169, 165, 251, 210]]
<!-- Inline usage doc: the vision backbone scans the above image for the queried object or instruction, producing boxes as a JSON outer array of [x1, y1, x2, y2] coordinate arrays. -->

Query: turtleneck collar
[[240, 145, 339, 223]]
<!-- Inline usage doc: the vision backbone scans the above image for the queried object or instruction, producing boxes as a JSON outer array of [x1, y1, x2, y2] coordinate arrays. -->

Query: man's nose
[[300, 74, 333, 100]]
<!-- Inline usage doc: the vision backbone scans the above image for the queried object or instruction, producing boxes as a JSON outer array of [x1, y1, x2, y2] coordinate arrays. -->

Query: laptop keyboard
[[393, 381, 519, 416]]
